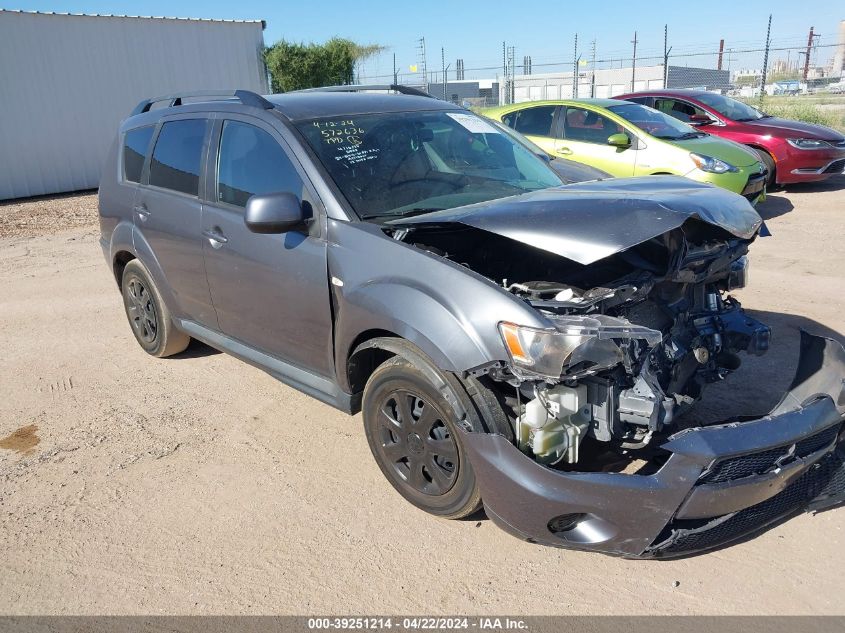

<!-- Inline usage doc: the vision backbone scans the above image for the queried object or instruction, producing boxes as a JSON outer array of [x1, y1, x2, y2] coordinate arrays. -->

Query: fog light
[[547, 513, 586, 534]]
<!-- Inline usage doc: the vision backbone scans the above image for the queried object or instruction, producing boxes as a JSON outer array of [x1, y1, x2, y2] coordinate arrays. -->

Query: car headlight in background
[[499, 317, 662, 381], [690, 153, 739, 174], [787, 138, 829, 150]]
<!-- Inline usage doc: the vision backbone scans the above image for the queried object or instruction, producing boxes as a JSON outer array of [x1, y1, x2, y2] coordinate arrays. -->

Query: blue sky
[[8, 1, 844, 79]]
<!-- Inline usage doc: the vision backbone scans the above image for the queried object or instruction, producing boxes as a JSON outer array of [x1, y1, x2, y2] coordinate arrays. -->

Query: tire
[[362, 355, 482, 519], [121, 259, 190, 358], [751, 147, 777, 188]]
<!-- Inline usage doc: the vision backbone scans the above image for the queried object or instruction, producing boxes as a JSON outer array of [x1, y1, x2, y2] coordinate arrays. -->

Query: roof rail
[[130, 90, 274, 116], [295, 84, 434, 98]]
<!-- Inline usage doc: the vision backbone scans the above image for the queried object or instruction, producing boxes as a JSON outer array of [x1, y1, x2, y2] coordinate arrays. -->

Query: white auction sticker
[[445, 112, 500, 134]]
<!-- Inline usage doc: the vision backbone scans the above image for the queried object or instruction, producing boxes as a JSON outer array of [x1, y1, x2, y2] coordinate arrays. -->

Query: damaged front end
[[385, 180, 845, 555], [393, 209, 772, 469], [460, 332, 845, 557]]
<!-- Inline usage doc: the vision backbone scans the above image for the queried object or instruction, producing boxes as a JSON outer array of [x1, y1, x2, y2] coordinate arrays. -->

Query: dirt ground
[[1, 177, 844, 615]]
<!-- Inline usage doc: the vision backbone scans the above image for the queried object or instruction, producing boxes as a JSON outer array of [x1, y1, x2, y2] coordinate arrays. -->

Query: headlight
[[690, 153, 739, 174], [787, 138, 829, 150], [499, 317, 662, 381]]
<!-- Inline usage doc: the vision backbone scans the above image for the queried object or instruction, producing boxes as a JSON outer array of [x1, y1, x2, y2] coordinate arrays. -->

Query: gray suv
[[99, 86, 845, 558]]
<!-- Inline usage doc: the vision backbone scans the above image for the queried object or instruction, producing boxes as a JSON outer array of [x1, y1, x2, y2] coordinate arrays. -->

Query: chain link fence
[[355, 23, 845, 131]]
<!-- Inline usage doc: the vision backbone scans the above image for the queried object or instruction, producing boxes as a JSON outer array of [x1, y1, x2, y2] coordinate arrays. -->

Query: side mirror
[[607, 133, 631, 148], [244, 192, 305, 234], [689, 113, 714, 126]]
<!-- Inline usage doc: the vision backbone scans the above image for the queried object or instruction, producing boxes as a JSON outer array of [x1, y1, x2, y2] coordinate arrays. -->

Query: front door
[[555, 106, 638, 177], [200, 115, 334, 378], [135, 116, 217, 327]]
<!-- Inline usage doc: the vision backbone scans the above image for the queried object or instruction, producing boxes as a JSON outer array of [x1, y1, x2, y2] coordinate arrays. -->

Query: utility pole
[[507, 46, 516, 104], [631, 31, 638, 92], [417, 37, 428, 93], [717, 39, 724, 70], [760, 15, 771, 97], [572, 34, 579, 98], [393, 53, 397, 85], [803, 26, 818, 80], [441, 47, 446, 100], [590, 38, 596, 98], [502, 41, 507, 105], [663, 25, 671, 88]]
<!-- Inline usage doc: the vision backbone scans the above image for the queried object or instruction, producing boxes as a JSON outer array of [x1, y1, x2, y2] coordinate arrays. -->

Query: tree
[[264, 38, 384, 93]]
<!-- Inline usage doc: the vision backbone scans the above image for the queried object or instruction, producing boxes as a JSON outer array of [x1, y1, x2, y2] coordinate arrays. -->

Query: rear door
[[200, 114, 334, 377], [555, 105, 638, 176], [653, 97, 711, 124], [135, 116, 217, 327], [501, 105, 560, 155]]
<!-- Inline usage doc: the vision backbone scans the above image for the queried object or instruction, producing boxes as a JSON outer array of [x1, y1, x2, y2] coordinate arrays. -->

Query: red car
[[615, 89, 845, 187]]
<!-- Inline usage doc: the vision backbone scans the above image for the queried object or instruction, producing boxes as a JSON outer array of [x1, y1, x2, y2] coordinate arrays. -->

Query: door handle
[[202, 227, 228, 248], [556, 147, 572, 155], [133, 204, 150, 221]]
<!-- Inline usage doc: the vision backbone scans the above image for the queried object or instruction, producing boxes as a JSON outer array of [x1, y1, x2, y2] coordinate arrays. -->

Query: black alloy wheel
[[376, 389, 459, 496]]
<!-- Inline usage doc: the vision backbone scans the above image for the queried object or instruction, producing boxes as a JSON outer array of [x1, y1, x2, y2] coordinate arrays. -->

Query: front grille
[[741, 173, 766, 201], [649, 450, 845, 556], [823, 158, 845, 174], [699, 424, 839, 484]]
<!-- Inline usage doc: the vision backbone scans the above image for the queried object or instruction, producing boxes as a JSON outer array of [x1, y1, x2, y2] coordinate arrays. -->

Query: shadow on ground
[[782, 173, 845, 194], [756, 194, 793, 220], [172, 338, 221, 359]]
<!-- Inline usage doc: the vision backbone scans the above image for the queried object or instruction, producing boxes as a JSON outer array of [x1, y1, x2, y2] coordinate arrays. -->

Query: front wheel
[[751, 148, 777, 188], [362, 356, 482, 519]]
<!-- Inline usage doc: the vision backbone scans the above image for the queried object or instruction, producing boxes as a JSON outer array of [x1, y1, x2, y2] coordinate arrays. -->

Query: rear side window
[[508, 106, 557, 137], [149, 119, 207, 196], [654, 98, 707, 123], [122, 126, 154, 183], [216, 121, 302, 207]]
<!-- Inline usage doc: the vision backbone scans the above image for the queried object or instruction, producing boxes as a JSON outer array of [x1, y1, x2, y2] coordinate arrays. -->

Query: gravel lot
[[1, 177, 844, 615]]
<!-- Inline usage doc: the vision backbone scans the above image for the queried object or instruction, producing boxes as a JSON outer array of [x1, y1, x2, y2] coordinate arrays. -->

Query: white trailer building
[[0, 10, 269, 200]]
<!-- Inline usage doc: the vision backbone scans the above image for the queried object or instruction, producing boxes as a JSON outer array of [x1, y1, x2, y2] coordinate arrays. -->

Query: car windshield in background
[[694, 93, 766, 121], [296, 110, 562, 220], [608, 102, 702, 140]]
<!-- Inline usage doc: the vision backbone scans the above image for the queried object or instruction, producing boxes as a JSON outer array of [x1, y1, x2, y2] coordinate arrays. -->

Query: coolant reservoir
[[517, 385, 589, 464], [521, 384, 586, 429]]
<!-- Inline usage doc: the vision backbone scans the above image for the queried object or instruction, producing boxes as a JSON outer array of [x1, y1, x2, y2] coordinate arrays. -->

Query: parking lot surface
[[1, 177, 844, 615]]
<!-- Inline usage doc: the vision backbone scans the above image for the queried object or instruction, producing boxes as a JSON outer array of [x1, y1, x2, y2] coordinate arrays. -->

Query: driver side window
[[562, 107, 623, 144], [217, 121, 303, 208]]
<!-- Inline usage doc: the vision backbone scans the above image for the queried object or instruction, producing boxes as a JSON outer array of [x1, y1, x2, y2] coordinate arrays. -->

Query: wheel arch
[[112, 250, 136, 289], [347, 333, 467, 420]]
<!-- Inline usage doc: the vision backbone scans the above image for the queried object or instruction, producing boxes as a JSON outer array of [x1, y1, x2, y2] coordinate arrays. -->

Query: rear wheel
[[362, 356, 482, 518], [121, 259, 190, 357]]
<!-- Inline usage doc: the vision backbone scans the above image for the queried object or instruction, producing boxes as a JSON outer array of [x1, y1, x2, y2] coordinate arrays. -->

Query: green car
[[483, 99, 767, 203]]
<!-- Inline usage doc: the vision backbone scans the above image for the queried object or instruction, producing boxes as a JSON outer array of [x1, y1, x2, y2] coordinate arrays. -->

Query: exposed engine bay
[[390, 217, 771, 469]]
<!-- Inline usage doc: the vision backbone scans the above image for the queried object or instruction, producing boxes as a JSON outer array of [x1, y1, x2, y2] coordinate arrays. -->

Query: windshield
[[607, 102, 703, 140], [296, 110, 562, 220], [694, 93, 766, 121]]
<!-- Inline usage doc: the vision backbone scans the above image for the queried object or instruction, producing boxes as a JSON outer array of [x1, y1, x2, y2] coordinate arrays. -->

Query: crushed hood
[[388, 176, 763, 265]]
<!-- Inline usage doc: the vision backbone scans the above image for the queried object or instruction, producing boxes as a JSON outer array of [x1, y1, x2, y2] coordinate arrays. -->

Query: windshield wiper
[[364, 207, 444, 221]]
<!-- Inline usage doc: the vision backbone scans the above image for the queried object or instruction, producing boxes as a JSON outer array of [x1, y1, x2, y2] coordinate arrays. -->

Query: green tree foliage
[[264, 38, 384, 93]]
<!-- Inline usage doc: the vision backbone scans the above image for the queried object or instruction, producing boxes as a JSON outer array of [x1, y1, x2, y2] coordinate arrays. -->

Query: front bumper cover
[[461, 331, 845, 558]]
